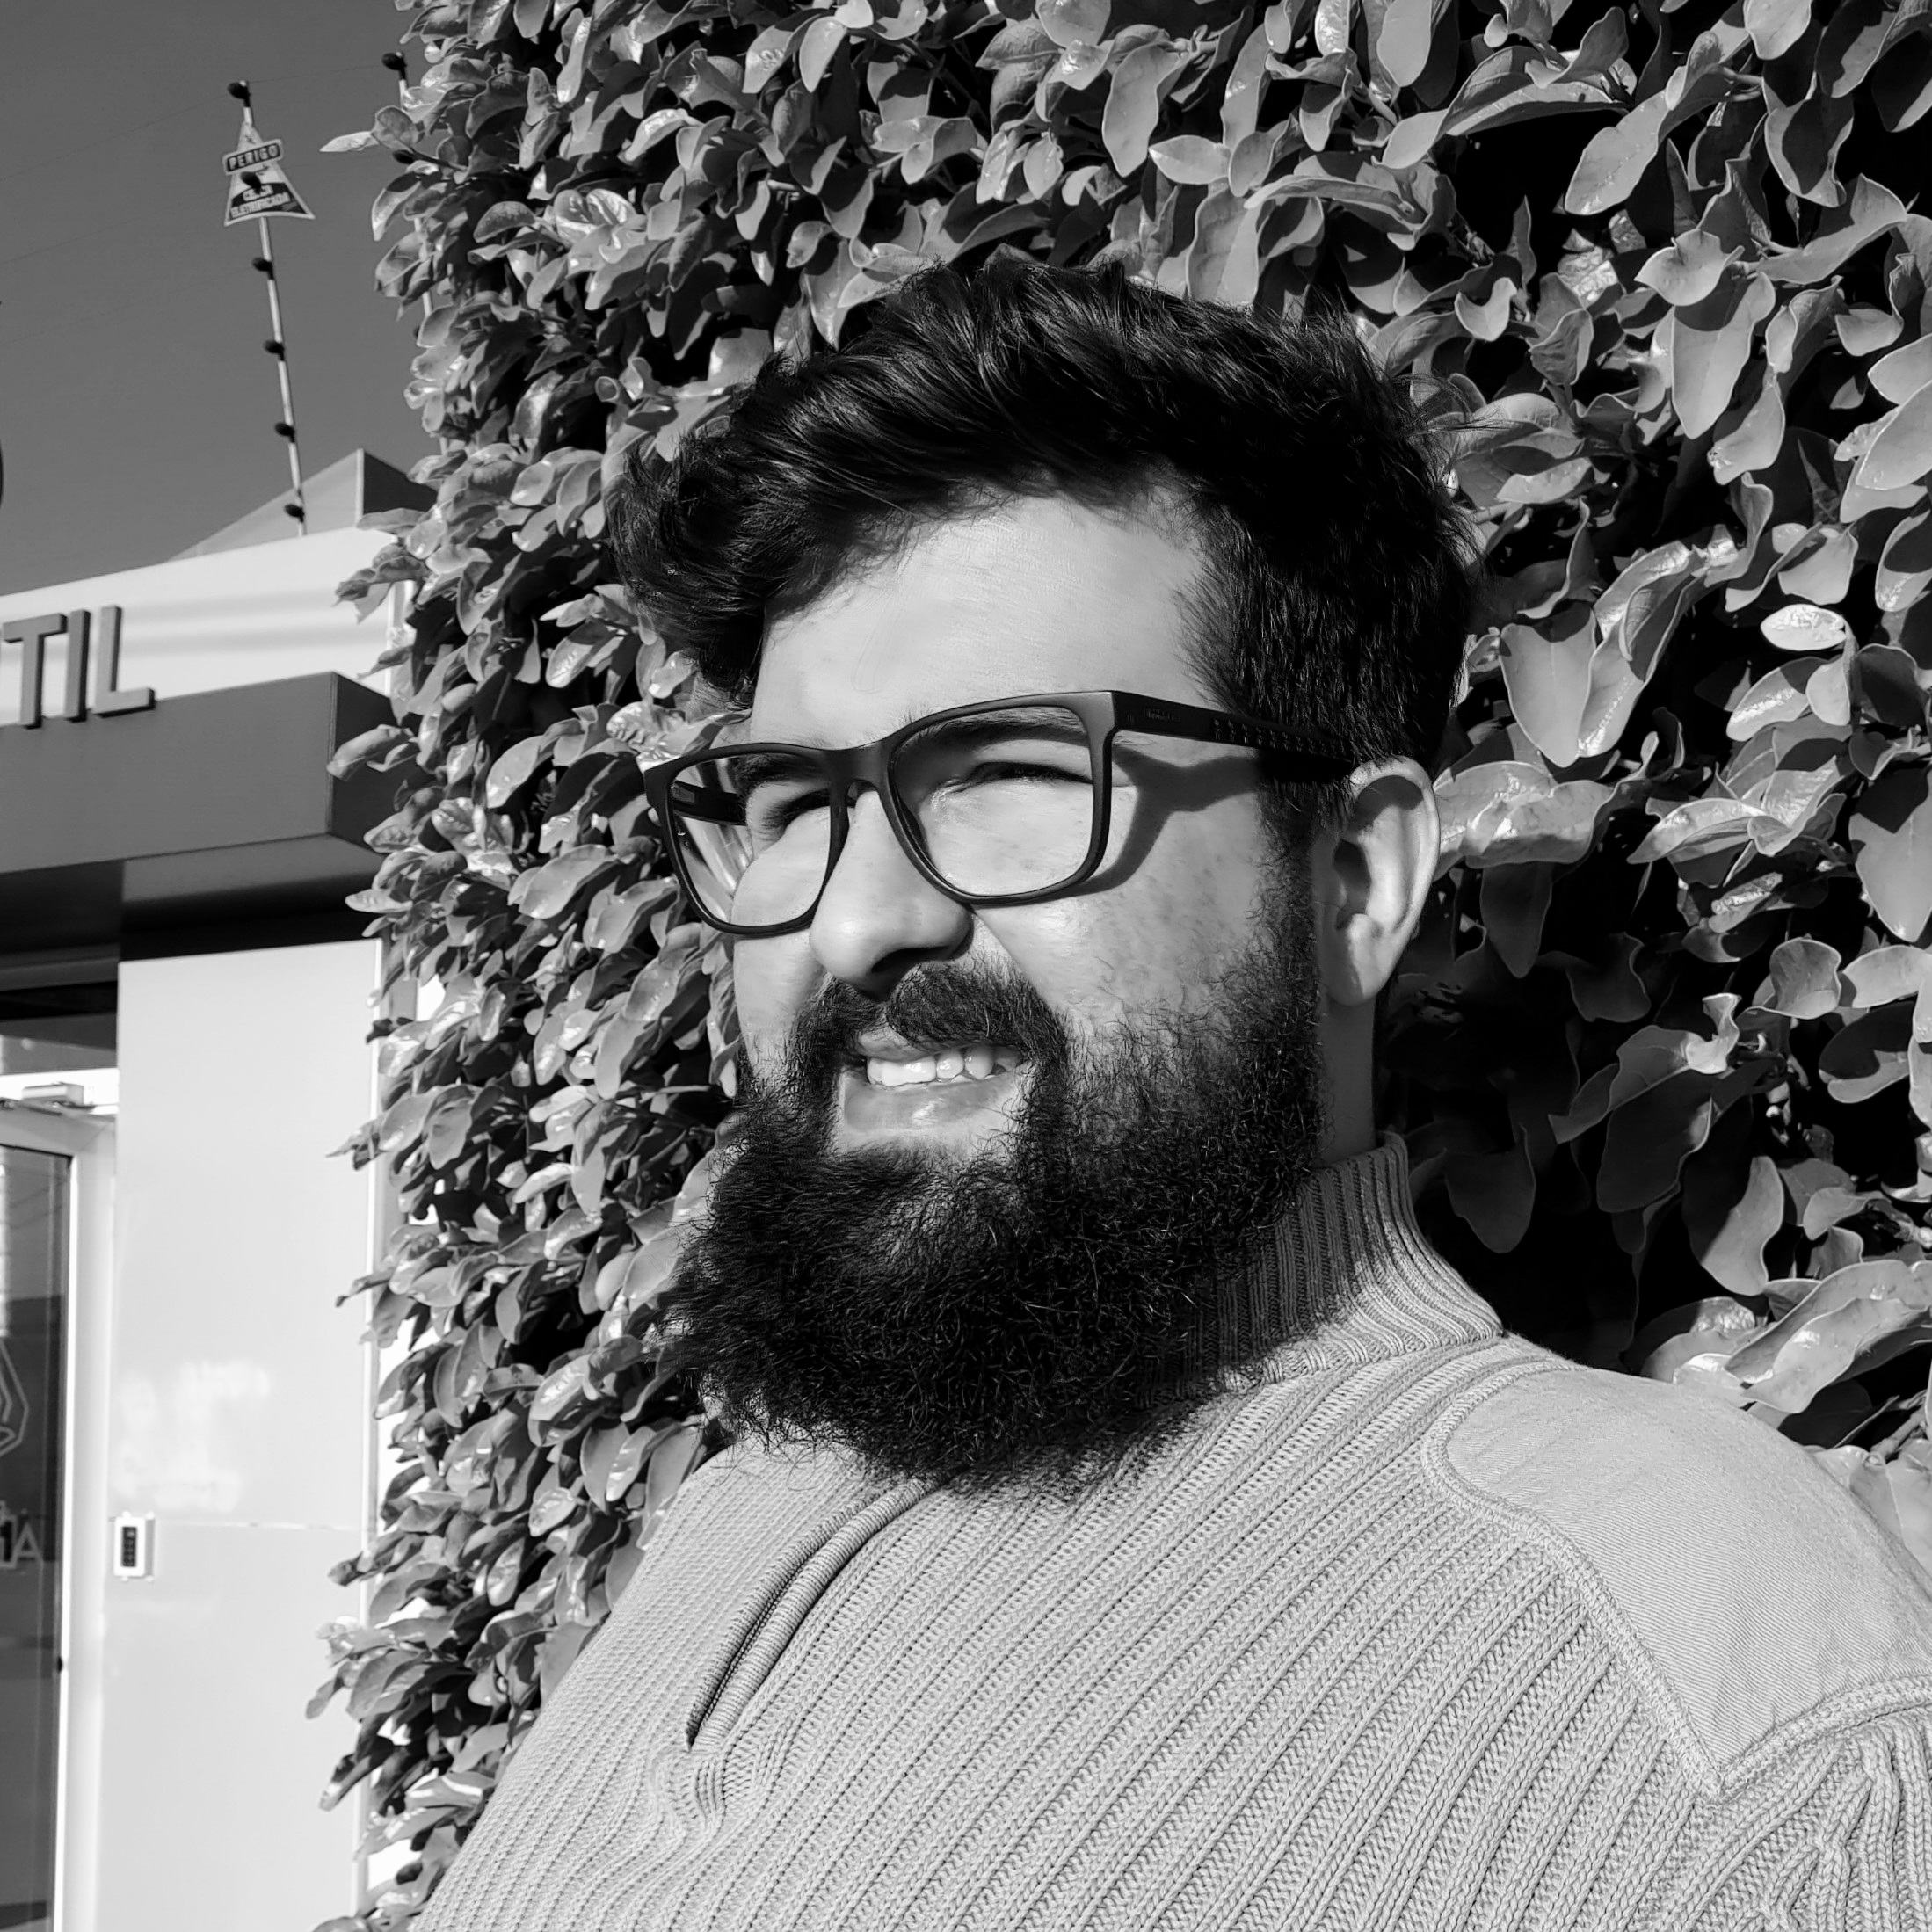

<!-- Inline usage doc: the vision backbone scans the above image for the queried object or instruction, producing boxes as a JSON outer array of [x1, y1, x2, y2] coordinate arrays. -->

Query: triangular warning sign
[[222, 111, 313, 226]]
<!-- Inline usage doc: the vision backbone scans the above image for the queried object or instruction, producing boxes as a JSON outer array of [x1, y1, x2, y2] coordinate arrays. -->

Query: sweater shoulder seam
[[1420, 1358, 1725, 1795], [1420, 1359, 1932, 1798]]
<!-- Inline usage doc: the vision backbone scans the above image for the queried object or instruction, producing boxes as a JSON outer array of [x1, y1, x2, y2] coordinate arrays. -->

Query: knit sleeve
[[1660, 1712, 1932, 1929]]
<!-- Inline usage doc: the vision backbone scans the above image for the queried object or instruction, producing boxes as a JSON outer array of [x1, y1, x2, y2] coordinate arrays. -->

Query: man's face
[[733, 494, 1279, 1136], [665, 494, 1333, 1490]]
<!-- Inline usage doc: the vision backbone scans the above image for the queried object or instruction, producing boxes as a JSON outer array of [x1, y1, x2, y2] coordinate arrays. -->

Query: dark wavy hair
[[608, 258, 1476, 835]]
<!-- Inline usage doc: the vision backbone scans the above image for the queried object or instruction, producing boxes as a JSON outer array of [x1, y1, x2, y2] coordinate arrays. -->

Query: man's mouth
[[835, 1029, 1035, 1142], [861, 1041, 1019, 1088]]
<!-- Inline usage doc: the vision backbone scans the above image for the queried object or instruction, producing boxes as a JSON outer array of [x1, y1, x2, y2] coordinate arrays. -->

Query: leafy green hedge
[[313, 0, 1932, 1922]]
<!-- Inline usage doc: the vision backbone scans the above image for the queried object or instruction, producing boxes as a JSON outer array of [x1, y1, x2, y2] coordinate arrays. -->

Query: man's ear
[[1307, 759, 1440, 1008]]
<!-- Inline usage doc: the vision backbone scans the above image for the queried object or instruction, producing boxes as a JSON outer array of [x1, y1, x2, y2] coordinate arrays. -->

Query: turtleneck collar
[[1158, 1135, 1502, 1393]]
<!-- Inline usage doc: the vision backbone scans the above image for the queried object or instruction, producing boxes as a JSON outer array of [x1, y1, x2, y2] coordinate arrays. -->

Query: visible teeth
[[865, 1042, 1006, 1087]]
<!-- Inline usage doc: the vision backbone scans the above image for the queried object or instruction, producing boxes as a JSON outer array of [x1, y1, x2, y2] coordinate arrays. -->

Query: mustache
[[781, 961, 1072, 1086]]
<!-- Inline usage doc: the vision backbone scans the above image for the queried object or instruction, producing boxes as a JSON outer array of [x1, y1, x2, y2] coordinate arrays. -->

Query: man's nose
[[809, 788, 971, 994]]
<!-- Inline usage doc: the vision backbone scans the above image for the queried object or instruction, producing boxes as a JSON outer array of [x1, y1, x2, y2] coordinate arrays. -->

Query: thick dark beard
[[661, 866, 1329, 1497]]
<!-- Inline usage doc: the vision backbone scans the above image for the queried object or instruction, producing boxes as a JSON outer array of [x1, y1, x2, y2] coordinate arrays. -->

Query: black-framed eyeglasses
[[639, 689, 1360, 938]]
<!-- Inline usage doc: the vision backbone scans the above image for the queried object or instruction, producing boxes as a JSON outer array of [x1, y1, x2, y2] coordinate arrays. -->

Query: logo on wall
[[0, 1500, 43, 1571], [0, 1347, 45, 1569], [0, 1337, 25, 1457]]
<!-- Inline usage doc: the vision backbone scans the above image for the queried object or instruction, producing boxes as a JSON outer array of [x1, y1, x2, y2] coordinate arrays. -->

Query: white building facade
[[0, 454, 425, 1932]]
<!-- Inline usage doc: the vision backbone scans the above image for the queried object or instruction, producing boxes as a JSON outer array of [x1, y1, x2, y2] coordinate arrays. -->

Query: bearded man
[[420, 262, 1932, 1932]]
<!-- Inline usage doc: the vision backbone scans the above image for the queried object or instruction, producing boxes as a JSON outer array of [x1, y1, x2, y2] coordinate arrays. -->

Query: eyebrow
[[720, 747, 824, 790], [897, 706, 1088, 745]]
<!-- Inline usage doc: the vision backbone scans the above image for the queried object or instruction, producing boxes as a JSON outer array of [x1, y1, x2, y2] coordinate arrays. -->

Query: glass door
[[0, 1137, 69, 1932]]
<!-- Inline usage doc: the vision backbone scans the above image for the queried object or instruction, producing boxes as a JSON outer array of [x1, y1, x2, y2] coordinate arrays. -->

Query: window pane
[[0, 1144, 69, 1930]]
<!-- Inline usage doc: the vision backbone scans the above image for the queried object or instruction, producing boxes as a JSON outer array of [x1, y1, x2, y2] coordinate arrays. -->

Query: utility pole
[[252, 205, 305, 531], [222, 81, 315, 532]]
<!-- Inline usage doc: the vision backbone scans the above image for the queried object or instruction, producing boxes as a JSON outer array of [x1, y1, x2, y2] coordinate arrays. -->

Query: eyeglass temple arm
[[1107, 691, 1361, 777]]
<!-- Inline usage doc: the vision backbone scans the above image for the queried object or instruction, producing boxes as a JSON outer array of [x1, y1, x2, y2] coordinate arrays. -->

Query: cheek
[[727, 936, 816, 1069], [991, 809, 1270, 1033]]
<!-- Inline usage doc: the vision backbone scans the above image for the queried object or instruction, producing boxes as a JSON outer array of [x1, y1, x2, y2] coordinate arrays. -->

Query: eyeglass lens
[[664, 704, 1101, 930]]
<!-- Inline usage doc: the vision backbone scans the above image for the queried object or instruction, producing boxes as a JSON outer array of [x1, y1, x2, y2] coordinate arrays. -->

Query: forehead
[[747, 494, 1211, 744]]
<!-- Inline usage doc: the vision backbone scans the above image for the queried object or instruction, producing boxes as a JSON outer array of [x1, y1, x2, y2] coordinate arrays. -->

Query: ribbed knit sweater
[[422, 1144, 1932, 1931]]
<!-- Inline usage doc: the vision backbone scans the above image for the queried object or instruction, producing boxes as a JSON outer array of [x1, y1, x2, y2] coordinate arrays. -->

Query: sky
[[0, 3, 429, 592]]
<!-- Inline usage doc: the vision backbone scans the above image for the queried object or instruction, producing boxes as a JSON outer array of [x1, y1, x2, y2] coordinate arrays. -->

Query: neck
[[1316, 1005, 1378, 1166], [1151, 1137, 1500, 1396]]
